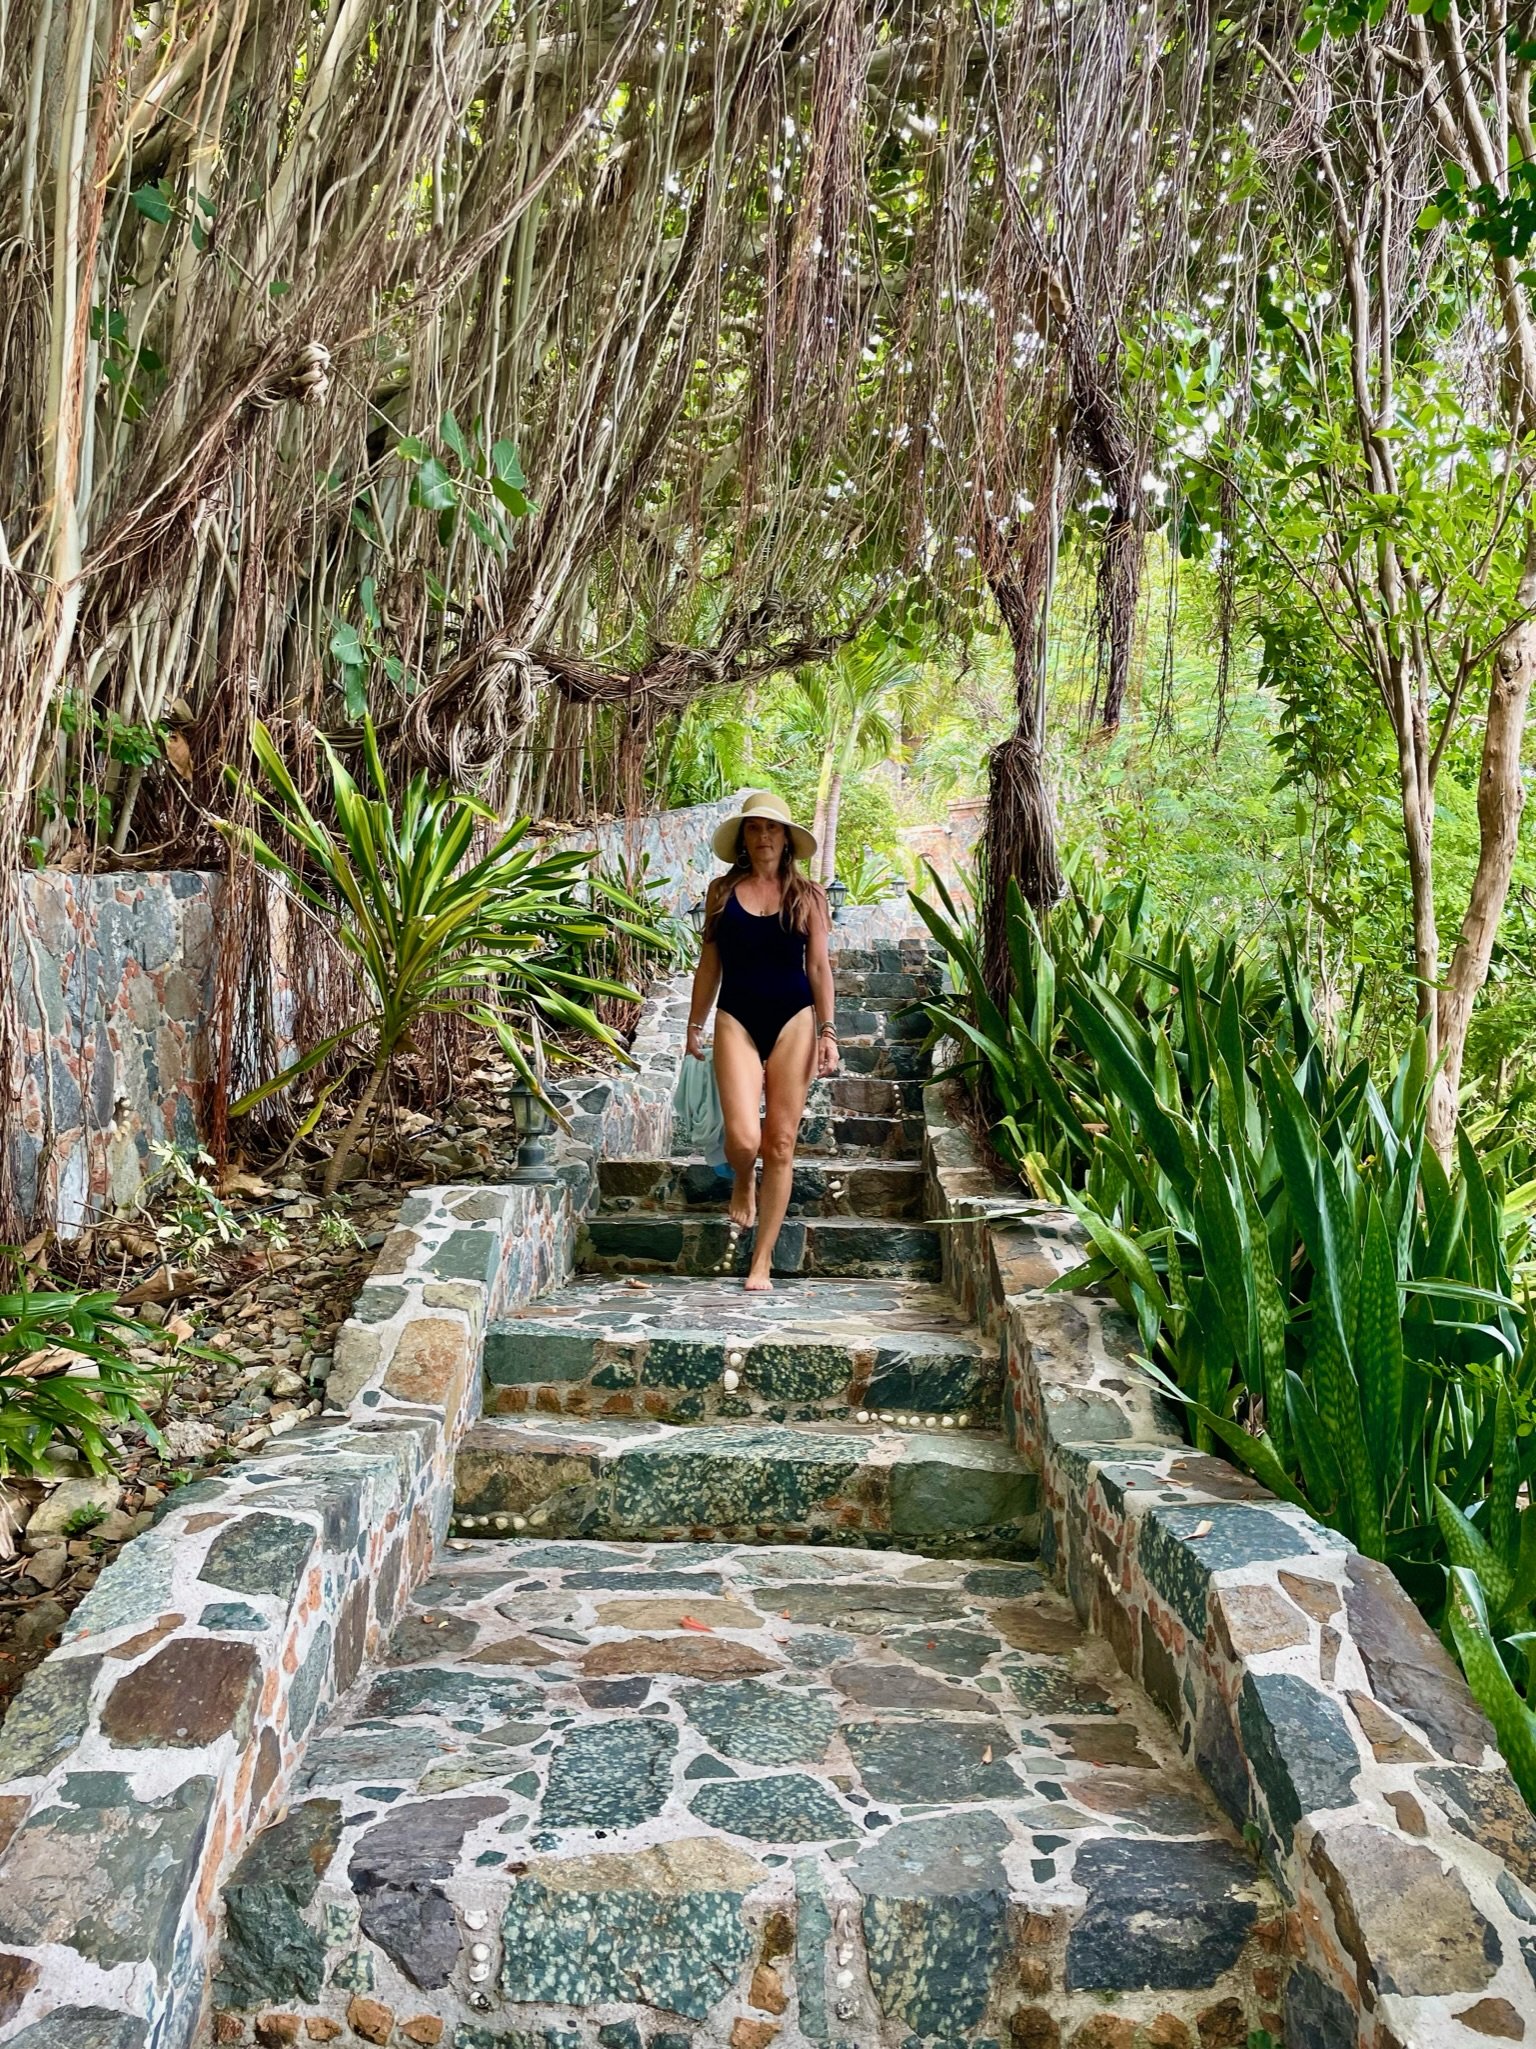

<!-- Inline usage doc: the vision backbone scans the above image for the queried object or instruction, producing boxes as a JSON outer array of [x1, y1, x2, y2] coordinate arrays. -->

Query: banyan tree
[[0, 0, 1275, 853], [1, 0, 1373, 1203]]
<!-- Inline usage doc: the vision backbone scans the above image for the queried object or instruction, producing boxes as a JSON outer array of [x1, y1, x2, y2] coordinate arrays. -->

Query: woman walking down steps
[[684, 788, 840, 1290]]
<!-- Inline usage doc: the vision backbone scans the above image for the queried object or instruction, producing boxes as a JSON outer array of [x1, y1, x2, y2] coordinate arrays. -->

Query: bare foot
[[744, 1271, 774, 1292], [727, 1175, 757, 1231]]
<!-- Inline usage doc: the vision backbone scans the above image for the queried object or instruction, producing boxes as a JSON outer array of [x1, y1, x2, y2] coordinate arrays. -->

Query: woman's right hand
[[685, 1022, 706, 1060]]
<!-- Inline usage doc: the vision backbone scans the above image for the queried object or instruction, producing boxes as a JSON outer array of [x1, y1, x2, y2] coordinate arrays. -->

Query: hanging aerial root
[[398, 640, 548, 790], [980, 733, 1063, 1004]]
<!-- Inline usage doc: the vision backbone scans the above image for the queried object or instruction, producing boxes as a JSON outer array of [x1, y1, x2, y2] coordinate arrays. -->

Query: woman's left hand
[[816, 1033, 840, 1077]]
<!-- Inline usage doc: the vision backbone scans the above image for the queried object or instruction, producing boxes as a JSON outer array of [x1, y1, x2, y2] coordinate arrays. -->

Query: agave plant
[[840, 848, 904, 906], [0, 1262, 170, 1477], [224, 720, 656, 1193]]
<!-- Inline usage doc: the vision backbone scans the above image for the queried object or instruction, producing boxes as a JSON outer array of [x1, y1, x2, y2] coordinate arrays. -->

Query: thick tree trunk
[[1095, 496, 1144, 733], [980, 439, 1070, 1006], [822, 769, 844, 886], [1430, 577, 1536, 1158], [811, 729, 836, 873]]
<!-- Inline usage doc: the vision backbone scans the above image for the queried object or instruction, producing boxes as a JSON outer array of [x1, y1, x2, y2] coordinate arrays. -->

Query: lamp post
[[826, 875, 849, 922], [687, 897, 707, 939]]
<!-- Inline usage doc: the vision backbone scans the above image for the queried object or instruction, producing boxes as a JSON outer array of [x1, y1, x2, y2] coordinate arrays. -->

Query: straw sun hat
[[711, 788, 817, 863]]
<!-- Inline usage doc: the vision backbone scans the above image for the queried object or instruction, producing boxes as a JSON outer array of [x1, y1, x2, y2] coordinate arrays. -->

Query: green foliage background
[[665, 534, 1536, 1122]]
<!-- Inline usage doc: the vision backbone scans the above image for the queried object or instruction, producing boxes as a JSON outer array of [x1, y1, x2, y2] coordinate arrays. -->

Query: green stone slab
[[1138, 1502, 1324, 1636], [539, 1718, 678, 1829], [216, 1798, 342, 2004], [644, 1337, 729, 1390], [608, 1427, 870, 1532], [689, 1772, 850, 1842], [889, 1452, 1037, 1539], [499, 1841, 763, 2018], [429, 1228, 502, 1284], [851, 1811, 1011, 2034], [845, 1718, 1020, 1803], [483, 1327, 603, 1385], [199, 1512, 315, 1605], [743, 1342, 855, 1402], [683, 1680, 838, 1765], [361, 1669, 542, 1723], [0, 1654, 100, 1780]]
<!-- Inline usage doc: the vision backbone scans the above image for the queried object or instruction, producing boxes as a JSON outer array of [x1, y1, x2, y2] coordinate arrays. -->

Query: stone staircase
[[210, 939, 1287, 2049]]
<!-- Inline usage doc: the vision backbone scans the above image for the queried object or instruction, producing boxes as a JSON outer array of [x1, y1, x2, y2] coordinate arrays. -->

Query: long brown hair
[[704, 826, 824, 939]]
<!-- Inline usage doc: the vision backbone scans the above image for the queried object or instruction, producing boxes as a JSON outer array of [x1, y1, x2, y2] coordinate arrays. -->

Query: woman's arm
[[685, 886, 724, 1060], [806, 891, 839, 1077]]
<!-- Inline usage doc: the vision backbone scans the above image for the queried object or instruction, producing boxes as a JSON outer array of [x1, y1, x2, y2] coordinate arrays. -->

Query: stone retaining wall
[[0, 1009, 687, 2048], [923, 1085, 1536, 2049], [5, 808, 914, 1235], [8, 869, 219, 1233], [545, 972, 690, 1157], [547, 792, 745, 916]]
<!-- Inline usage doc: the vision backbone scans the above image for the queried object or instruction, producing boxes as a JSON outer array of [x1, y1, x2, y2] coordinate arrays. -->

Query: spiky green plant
[[917, 855, 1536, 1807], [224, 720, 656, 1193]]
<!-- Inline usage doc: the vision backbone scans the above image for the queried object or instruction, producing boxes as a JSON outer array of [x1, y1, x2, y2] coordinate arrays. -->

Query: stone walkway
[[217, 1541, 1280, 2046], [211, 941, 1285, 2047]]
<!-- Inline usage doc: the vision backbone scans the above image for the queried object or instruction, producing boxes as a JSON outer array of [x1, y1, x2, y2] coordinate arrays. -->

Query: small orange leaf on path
[[679, 1617, 713, 1633]]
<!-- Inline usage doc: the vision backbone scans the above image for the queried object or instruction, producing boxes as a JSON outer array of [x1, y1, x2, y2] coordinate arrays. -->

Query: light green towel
[[672, 1047, 727, 1166]]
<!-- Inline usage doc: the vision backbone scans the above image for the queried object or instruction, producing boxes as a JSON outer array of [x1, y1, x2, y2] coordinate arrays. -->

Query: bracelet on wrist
[[817, 1021, 838, 1038]]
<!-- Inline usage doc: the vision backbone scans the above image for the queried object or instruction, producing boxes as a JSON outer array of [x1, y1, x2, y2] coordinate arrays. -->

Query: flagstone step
[[832, 1037, 929, 1079], [598, 1157, 924, 1219], [482, 1274, 998, 1424], [832, 1001, 929, 1041], [578, 1213, 942, 1281], [210, 1542, 1283, 2047], [452, 1414, 1039, 1553], [826, 1074, 926, 1116], [829, 1113, 925, 1155], [832, 946, 944, 1000]]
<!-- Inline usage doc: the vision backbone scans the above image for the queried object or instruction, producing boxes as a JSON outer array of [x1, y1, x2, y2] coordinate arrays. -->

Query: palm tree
[[796, 637, 913, 884]]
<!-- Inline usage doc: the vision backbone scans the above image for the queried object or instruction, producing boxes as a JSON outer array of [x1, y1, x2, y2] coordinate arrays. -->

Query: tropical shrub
[[578, 852, 690, 1032], [916, 859, 1536, 1804], [0, 1260, 169, 1477], [911, 854, 1296, 1189], [841, 849, 903, 905], [224, 720, 656, 1192]]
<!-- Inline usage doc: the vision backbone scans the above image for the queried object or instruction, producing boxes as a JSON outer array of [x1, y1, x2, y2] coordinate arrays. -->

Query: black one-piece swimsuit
[[715, 891, 814, 1061]]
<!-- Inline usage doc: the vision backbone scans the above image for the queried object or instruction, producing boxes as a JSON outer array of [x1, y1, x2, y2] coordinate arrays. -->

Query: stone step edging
[[922, 1079, 1536, 2049]]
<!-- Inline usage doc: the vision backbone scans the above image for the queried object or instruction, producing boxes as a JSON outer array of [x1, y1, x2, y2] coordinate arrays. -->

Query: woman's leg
[[713, 1012, 765, 1230], [746, 1007, 816, 1290]]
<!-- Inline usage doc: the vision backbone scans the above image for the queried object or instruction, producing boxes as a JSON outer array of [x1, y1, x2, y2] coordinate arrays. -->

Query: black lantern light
[[508, 1015, 557, 1184], [508, 1083, 557, 1184], [826, 875, 849, 922], [687, 896, 708, 938]]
